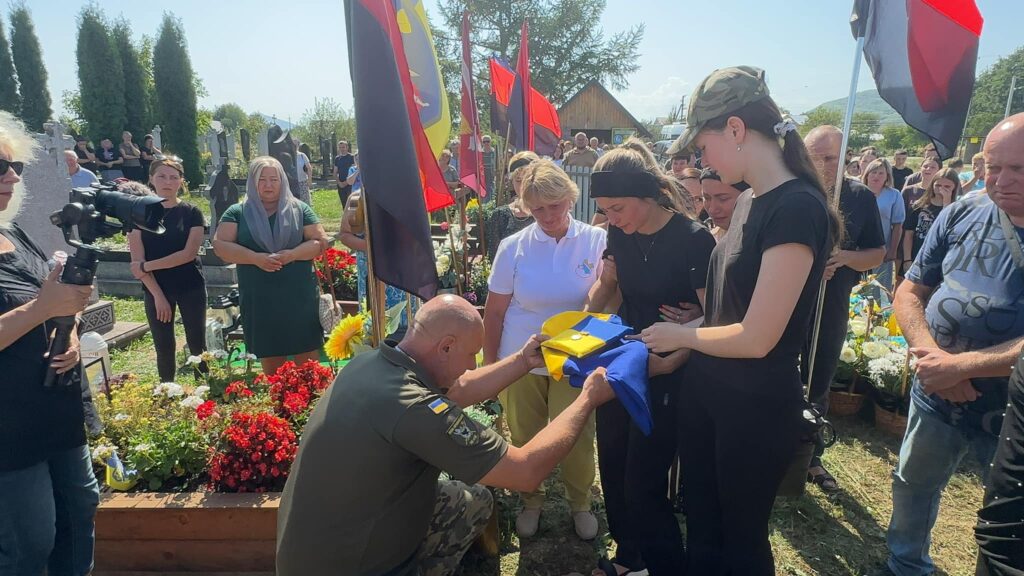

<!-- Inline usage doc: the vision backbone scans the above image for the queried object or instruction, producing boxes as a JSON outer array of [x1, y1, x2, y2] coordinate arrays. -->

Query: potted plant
[[864, 342, 912, 437]]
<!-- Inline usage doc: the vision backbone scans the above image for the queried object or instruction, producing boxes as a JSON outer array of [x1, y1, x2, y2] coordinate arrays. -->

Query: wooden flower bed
[[94, 490, 499, 574], [94, 492, 278, 574]]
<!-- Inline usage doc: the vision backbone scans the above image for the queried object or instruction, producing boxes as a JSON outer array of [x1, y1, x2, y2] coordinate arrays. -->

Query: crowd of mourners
[[1, 63, 1023, 576]]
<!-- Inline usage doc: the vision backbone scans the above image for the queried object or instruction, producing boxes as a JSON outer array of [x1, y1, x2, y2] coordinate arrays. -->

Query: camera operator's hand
[[255, 253, 284, 273], [35, 263, 92, 319], [50, 343, 80, 374], [153, 293, 173, 323]]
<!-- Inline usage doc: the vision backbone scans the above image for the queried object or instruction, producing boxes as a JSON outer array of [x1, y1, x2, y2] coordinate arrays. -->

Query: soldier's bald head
[[399, 295, 483, 388]]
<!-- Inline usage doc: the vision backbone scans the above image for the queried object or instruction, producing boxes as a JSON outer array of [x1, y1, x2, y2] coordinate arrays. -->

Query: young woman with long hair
[[901, 167, 961, 268], [639, 66, 840, 574], [586, 148, 716, 576]]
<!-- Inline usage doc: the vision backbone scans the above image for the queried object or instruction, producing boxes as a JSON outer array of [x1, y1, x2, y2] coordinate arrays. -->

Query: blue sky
[[22, 0, 1024, 125]]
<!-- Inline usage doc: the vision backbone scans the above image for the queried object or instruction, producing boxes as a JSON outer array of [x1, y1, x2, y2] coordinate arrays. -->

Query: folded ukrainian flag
[[541, 312, 653, 435]]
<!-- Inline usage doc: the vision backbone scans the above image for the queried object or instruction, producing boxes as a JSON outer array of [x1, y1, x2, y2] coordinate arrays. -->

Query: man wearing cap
[[802, 125, 885, 494], [564, 132, 600, 169], [278, 295, 616, 576]]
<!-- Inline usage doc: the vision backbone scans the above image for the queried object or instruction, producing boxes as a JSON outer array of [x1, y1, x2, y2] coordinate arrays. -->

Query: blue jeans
[[0, 444, 100, 576], [886, 389, 997, 576]]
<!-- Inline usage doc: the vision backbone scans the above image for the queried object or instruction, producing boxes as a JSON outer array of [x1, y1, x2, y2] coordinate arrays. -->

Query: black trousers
[[143, 284, 208, 382], [596, 377, 685, 576], [338, 183, 352, 207], [794, 291, 851, 467], [679, 368, 802, 576], [976, 356, 1024, 576]]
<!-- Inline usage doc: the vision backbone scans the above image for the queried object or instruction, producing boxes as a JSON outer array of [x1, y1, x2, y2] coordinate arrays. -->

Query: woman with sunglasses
[[127, 156, 208, 382], [0, 111, 99, 575], [640, 67, 840, 574], [586, 147, 715, 576]]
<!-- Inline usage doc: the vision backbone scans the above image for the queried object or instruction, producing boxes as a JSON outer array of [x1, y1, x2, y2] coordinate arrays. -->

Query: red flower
[[196, 400, 217, 420], [267, 360, 335, 422], [208, 412, 297, 493], [440, 221, 450, 232]]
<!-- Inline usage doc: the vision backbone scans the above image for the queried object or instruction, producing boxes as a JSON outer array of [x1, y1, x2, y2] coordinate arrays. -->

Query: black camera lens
[[94, 189, 165, 234]]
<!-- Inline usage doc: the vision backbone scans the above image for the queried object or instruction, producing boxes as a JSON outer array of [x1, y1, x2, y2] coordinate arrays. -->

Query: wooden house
[[557, 80, 654, 146]]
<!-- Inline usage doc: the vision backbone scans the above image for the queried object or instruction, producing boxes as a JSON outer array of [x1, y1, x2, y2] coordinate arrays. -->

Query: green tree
[[293, 97, 356, 146], [0, 20, 20, 115], [138, 36, 158, 131], [153, 13, 201, 184], [213, 103, 247, 131], [798, 106, 843, 136], [436, 0, 643, 106], [879, 124, 927, 155], [847, 111, 881, 151], [59, 89, 85, 135], [76, 5, 124, 142], [112, 19, 150, 139], [9, 2, 50, 130], [965, 45, 1024, 137]]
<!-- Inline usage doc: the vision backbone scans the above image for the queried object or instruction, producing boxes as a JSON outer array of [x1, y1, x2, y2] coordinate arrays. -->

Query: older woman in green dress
[[213, 156, 328, 374]]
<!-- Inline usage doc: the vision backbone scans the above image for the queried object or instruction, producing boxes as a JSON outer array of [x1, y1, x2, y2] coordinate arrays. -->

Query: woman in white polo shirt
[[483, 159, 606, 541]]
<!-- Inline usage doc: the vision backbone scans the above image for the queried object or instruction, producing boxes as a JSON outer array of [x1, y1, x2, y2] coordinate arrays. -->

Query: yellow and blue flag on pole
[[394, 0, 451, 158]]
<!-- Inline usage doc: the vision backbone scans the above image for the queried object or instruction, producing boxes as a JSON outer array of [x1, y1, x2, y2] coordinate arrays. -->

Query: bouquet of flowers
[[315, 247, 358, 301]]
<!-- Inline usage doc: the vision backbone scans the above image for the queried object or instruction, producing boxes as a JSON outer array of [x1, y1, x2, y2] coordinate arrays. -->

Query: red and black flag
[[345, 0, 451, 300], [853, 0, 983, 160], [459, 12, 486, 196], [489, 55, 562, 157], [508, 20, 534, 152]]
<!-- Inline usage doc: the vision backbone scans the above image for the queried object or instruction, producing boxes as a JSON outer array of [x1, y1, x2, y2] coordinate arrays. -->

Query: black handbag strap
[[998, 208, 1024, 270]]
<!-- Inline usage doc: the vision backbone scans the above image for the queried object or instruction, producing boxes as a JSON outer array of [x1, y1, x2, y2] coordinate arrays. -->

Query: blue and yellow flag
[[394, 0, 451, 158], [540, 312, 653, 435]]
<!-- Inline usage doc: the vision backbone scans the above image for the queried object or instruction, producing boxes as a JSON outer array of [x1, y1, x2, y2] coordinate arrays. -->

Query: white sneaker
[[516, 507, 542, 538], [572, 510, 598, 540]]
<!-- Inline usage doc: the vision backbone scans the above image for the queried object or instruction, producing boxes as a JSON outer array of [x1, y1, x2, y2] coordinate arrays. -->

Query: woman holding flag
[[586, 147, 715, 576], [639, 66, 839, 574]]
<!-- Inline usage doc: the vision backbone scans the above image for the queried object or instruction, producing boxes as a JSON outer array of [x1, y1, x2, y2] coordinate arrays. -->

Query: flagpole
[[362, 187, 387, 347], [805, 33, 866, 399]]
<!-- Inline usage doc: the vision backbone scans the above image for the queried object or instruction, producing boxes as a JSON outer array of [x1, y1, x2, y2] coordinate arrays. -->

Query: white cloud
[[611, 77, 691, 122]]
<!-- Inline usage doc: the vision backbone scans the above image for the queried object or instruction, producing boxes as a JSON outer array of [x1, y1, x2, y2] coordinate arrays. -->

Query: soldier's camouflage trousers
[[415, 479, 494, 576]]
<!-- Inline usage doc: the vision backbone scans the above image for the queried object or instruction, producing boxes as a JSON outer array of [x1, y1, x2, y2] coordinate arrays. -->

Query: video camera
[[44, 183, 166, 388]]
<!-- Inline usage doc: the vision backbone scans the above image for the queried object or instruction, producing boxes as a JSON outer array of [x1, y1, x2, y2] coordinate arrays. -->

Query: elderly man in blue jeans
[[883, 114, 1024, 576]]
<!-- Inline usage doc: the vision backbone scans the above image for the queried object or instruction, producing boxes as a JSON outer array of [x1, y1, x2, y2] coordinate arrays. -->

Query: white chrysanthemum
[[179, 395, 204, 409], [872, 326, 890, 339], [848, 319, 868, 336], [193, 385, 210, 398], [861, 341, 888, 359], [184, 355, 203, 366], [839, 346, 858, 364]]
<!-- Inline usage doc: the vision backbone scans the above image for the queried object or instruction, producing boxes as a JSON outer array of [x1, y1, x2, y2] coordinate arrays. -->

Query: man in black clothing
[[892, 149, 913, 191], [802, 126, 886, 493], [333, 140, 355, 207]]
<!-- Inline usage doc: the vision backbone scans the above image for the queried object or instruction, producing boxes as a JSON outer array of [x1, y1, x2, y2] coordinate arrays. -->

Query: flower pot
[[828, 390, 867, 417], [874, 404, 908, 437]]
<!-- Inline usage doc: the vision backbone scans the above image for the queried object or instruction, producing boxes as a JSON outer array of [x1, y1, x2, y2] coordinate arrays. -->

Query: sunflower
[[326, 314, 366, 361]]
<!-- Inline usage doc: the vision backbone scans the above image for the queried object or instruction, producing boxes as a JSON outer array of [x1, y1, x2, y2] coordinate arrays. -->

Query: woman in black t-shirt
[[586, 149, 715, 576], [639, 67, 839, 575], [902, 167, 960, 269], [0, 111, 100, 575], [139, 133, 161, 179], [73, 136, 98, 173], [127, 157, 207, 381]]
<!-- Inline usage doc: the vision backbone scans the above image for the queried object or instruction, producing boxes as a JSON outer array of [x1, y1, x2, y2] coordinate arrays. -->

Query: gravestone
[[19, 122, 72, 261], [257, 129, 269, 157], [151, 125, 162, 150]]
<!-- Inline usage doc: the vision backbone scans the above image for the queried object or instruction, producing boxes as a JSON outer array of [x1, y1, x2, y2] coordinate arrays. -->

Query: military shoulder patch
[[428, 398, 450, 414], [445, 412, 481, 447]]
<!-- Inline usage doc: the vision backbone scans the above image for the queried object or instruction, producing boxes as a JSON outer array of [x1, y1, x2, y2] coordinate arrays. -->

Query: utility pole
[[1005, 76, 1018, 119]]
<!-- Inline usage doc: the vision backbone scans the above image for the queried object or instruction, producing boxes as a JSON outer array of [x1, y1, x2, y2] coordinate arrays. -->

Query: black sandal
[[807, 465, 840, 494], [594, 557, 648, 576]]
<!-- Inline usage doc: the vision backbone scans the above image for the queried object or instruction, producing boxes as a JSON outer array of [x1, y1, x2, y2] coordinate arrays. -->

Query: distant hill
[[808, 89, 903, 125]]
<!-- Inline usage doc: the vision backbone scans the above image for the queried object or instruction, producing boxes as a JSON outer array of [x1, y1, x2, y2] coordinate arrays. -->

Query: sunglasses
[[0, 159, 24, 176]]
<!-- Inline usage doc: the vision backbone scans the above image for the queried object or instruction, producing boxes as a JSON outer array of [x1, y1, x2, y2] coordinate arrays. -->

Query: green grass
[[105, 295, 984, 576]]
